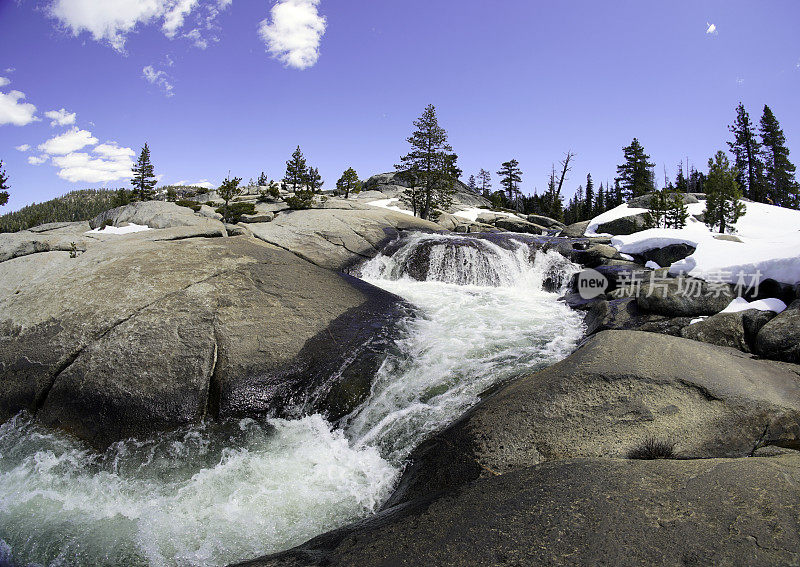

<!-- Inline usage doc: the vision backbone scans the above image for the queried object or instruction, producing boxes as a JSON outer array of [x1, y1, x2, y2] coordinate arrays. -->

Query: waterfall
[[0, 232, 585, 567]]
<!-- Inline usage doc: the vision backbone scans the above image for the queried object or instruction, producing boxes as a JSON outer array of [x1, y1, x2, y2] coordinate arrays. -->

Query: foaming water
[[0, 232, 584, 567]]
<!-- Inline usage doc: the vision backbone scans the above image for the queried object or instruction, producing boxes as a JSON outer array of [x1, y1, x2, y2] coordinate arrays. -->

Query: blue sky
[[1, 0, 798, 210]]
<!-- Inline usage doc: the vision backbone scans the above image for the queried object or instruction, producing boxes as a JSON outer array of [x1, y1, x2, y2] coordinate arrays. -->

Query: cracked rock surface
[[0, 229, 405, 447]]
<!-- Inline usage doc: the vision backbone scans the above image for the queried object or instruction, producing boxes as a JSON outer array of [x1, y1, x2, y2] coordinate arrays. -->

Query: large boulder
[[636, 275, 736, 316], [756, 300, 800, 363], [681, 309, 777, 353], [385, 330, 800, 507], [594, 212, 649, 235], [89, 200, 226, 237], [360, 172, 490, 210], [635, 243, 696, 268], [560, 220, 589, 237], [242, 454, 800, 567], [0, 235, 406, 447], [627, 191, 699, 209], [525, 214, 565, 229], [493, 216, 544, 234], [0, 221, 92, 263], [247, 208, 440, 270]]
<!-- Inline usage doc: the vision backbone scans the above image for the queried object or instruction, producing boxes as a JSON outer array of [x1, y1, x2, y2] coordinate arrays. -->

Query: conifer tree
[[478, 169, 492, 198], [0, 160, 9, 207], [705, 151, 746, 233], [615, 138, 655, 199], [584, 173, 594, 219], [759, 105, 798, 208], [467, 174, 477, 192], [728, 103, 764, 201], [130, 143, 157, 201], [497, 159, 522, 203], [395, 104, 460, 220], [284, 146, 308, 192], [543, 165, 564, 221], [305, 167, 324, 193], [336, 167, 361, 198], [258, 172, 269, 186], [595, 183, 605, 215], [217, 175, 243, 223], [675, 163, 688, 193]]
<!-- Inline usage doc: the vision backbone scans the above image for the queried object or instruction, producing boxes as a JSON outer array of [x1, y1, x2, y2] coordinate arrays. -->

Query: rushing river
[[0, 233, 585, 567]]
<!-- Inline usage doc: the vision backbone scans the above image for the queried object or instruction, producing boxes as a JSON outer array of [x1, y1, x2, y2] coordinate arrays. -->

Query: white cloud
[[706, 22, 718, 35], [143, 65, 175, 96], [15, 144, 30, 152], [0, 77, 9, 87], [38, 127, 99, 155], [94, 142, 136, 159], [259, 0, 327, 70], [0, 90, 39, 126], [174, 178, 214, 189], [736, 77, 745, 85], [51, 150, 134, 183], [45, 108, 77, 127], [47, 0, 233, 52], [28, 155, 49, 166]]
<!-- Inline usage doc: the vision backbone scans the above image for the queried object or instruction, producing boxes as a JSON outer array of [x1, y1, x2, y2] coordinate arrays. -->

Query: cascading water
[[0, 232, 585, 567]]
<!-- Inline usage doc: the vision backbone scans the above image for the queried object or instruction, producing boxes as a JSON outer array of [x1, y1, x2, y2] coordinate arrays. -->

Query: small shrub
[[175, 200, 201, 212], [69, 242, 78, 258], [285, 194, 313, 210], [215, 202, 256, 223], [101, 219, 114, 228], [205, 201, 215, 207], [627, 437, 676, 460]]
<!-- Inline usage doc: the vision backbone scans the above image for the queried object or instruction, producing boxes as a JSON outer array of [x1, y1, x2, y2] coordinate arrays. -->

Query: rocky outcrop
[[560, 220, 590, 237], [594, 212, 649, 235], [246, 208, 441, 270], [0, 234, 407, 448], [756, 300, 800, 363], [627, 191, 700, 208], [636, 275, 736, 316], [493, 216, 544, 234], [680, 309, 776, 352], [241, 454, 800, 567], [360, 173, 490, 210], [384, 331, 800, 507], [0, 221, 91, 263], [634, 243, 696, 268], [89, 200, 226, 238]]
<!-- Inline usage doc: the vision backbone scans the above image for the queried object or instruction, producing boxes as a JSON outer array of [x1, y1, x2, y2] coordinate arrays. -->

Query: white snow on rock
[[365, 198, 416, 217], [720, 297, 787, 314], [85, 223, 152, 235], [644, 260, 661, 270], [597, 199, 800, 286], [585, 204, 650, 236], [451, 207, 518, 222]]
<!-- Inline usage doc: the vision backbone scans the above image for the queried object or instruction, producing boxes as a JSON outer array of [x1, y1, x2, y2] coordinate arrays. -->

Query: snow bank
[[85, 223, 152, 235], [365, 198, 416, 217], [644, 260, 661, 270], [599, 198, 800, 286], [451, 207, 518, 222], [720, 297, 787, 314]]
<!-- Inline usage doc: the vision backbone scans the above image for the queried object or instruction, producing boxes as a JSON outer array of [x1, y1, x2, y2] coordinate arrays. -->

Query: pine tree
[[217, 175, 243, 223], [595, 183, 605, 215], [0, 160, 9, 207], [305, 167, 324, 193], [497, 159, 522, 203], [395, 104, 461, 220], [728, 103, 764, 201], [675, 163, 688, 193], [644, 189, 688, 229], [467, 174, 477, 192], [336, 167, 361, 198], [544, 165, 564, 221], [584, 173, 594, 219], [478, 169, 492, 198], [759, 105, 798, 208], [665, 193, 689, 229], [705, 151, 746, 233], [284, 146, 308, 192], [615, 138, 655, 199], [258, 171, 269, 186], [130, 143, 157, 201]]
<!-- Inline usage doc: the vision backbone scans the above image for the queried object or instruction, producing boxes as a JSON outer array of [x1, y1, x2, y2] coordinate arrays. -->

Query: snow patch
[[644, 260, 661, 270], [365, 198, 416, 217], [86, 223, 152, 235], [720, 297, 787, 314], [451, 207, 518, 223]]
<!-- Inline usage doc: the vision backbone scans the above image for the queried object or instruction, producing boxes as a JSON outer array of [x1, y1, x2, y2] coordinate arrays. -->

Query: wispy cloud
[[47, 0, 232, 52], [38, 127, 98, 155], [15, 144, 30, 152], [259, 0, 327, 70], [0, 77, 9, 87], [45, 108, 77, 127], [706, 22, 718, 35], [143, 65, 175, 97], [28, 155, 49, 166]]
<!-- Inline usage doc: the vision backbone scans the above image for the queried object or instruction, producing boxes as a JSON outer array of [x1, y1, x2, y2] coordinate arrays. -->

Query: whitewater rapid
[[0, 233, 584, 567]]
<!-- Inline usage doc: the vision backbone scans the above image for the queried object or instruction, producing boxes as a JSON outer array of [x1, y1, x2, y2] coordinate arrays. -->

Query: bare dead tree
[[555, 151, 575, 198]]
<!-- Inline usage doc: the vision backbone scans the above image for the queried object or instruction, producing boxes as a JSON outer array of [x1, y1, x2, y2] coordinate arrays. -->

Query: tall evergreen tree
[[759, 105, 798, 208], [584, 173, 594, 219], [305, 166, 324, 193], [395, 104, 460, 220], [728, 103, 764, 201], [130, 143, 157, 201], [595, 183, 605, 214], [284, 146, 308, 192], [478, 168, 492, 198], [0, 160, 9, 207], [467, 174, 477, 192], [543, 165, 564, 221], [675, 163, 688, 193], [336, 167, 361, 198], [258, 171, 269, 186], [497, 159, 522, 203], [705, 151, 746, 233], [615, 138, 655, 199]]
